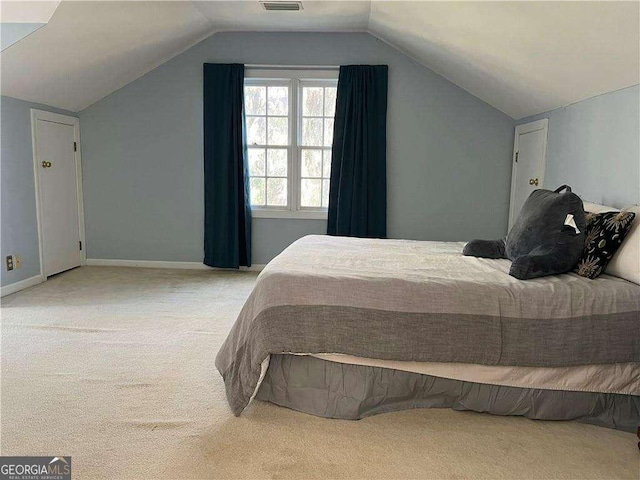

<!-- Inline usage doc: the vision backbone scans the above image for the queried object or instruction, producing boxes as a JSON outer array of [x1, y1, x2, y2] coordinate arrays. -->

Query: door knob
[[529, 178, 539, 186], [41, 161, 52, 168]]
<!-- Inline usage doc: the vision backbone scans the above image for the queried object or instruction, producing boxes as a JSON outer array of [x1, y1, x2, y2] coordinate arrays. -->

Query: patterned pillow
[[574, 211, 636, 279]]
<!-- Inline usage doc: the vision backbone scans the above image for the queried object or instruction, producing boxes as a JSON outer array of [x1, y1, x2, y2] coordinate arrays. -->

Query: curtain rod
[[245, 64, 339, 70]]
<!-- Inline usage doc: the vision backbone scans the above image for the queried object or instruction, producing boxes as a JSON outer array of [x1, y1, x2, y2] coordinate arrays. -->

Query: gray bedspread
[[216, 235, 640, 415]]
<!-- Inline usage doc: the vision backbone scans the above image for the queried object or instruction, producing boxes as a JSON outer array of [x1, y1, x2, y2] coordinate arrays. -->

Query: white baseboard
[[85, 259, 265, 272], [1, 274, 44, 297]]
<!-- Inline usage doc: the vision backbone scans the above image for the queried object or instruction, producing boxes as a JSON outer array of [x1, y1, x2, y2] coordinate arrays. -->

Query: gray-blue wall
[[518, 85, 639, 208], [0, 96, 76, 286], [79, 32, 515, 264]]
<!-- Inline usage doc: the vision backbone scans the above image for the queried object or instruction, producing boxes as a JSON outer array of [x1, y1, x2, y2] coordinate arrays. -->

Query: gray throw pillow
[[464, 185, 586, 280]]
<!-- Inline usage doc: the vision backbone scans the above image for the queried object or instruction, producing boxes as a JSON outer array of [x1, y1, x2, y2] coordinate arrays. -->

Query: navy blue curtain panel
[[327, 65, 388, 238], [203, 63, 252, 268]]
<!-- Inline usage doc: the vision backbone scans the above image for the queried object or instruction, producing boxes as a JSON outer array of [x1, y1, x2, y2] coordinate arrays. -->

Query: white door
[[508, 119, 549, 228], [34, 116, 82, 277]]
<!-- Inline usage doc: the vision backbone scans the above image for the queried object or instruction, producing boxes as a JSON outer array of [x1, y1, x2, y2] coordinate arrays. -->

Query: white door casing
[[508, 119, 549, 229], [31, 109, 85, 278]]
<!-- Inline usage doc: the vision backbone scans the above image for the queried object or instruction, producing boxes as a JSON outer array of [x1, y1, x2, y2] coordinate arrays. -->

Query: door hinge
[[74, 142, 77, 152], [79, 241, 82, 251], [515, 151, 519, 163]]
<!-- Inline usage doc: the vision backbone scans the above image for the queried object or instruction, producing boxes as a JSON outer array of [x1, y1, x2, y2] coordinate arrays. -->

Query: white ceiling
[[370, 1, 640, 119], [193, 1, 370, 32], [1, 1, 638, 118], [0, 1, 60, 23], [0, 1, 216, 112]]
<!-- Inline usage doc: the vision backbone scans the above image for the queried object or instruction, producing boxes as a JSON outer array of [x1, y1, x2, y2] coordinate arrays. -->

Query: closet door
[[33, 113, 83, 277], [508, 119, 549, 228]]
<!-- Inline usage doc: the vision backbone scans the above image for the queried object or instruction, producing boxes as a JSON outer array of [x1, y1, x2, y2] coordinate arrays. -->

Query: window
[[244, 68, 338, 219]]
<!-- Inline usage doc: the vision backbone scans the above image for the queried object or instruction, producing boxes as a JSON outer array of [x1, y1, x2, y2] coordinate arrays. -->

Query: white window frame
[[244, 68, 338, 220]]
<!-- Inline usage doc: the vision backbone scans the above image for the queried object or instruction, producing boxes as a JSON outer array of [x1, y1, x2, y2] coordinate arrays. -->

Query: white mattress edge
[[306, 353, 640, 396], [249, 356, 271, 404]]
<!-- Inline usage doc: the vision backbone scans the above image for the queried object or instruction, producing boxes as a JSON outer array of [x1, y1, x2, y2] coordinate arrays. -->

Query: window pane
[[267, 149, 287, 176], [248, 148, 265, 176], [267, 178, 287, 206], [301, 149, 322, 178], [245, 86, 266, 115], [322, 179, 330, 207], [303, 87, 323, 116], [267, 117, 288, 145], [246, 116, 266, 145], [302, 118, 323, 146], [322, 150, 332, 178], [324, 87, 337, 117], [250, 177, 265, 206], [267, 86, 288, 116], [323, 118, 334, 147], [301, 178, 322, 207]]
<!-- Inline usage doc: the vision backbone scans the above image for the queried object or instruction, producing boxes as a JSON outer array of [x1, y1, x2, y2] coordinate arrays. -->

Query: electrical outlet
[[15, 255, 22, 269], [6, 255, 14, 271]]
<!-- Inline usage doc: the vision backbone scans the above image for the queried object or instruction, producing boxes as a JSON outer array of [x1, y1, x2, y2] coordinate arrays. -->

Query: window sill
[[251, 209, 328, 220]]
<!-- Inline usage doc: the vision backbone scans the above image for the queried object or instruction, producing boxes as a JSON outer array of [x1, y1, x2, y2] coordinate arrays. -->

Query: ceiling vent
[[260, 2, 303, 12]]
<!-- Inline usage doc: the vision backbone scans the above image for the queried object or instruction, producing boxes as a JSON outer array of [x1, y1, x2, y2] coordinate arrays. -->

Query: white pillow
[[604, 205, 640, 285], [582, 201, 619, 213]]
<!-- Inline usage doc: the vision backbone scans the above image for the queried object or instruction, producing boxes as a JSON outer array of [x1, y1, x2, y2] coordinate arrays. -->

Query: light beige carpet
[[1, 266, 637, 480]]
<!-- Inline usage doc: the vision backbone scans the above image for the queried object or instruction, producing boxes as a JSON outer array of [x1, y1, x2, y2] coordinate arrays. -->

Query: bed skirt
[[255, 354, 640, 432]]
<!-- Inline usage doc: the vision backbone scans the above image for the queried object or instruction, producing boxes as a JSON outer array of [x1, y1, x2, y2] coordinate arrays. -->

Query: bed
[[216, 235, 640, 431]]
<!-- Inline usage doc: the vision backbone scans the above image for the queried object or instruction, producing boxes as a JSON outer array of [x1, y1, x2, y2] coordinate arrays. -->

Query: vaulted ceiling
[[1, 1, 638, 119]]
